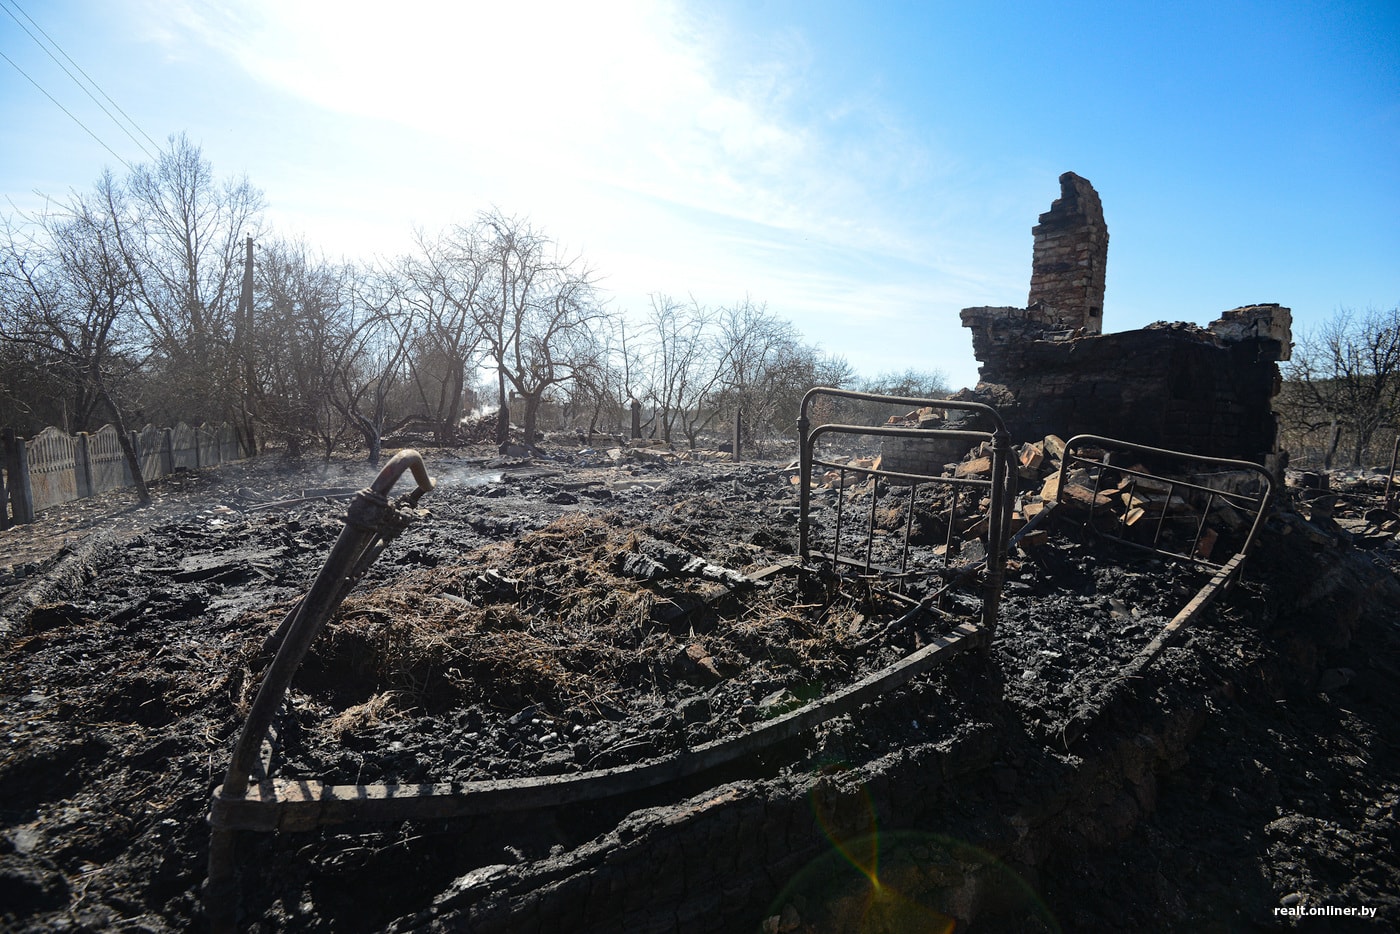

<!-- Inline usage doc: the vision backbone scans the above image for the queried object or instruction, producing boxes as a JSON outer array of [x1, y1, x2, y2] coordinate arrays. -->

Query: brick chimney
[[1027, 172, 1108, 334]]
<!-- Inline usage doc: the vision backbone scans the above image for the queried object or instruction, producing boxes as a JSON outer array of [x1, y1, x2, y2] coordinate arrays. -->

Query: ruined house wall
[[966, 321, 1284, 461], [1027, 172, 1108, 335], [959, 170, 1289, 464]]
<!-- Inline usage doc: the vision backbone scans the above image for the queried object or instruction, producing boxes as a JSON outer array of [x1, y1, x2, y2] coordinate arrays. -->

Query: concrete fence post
[[74, 432, 93, 499], [0, 428, 12, 529], [733, 408, 743, 463], [630, 400, 642, 440], [2, 427, 35, 525], [160, 428, 174, 478]]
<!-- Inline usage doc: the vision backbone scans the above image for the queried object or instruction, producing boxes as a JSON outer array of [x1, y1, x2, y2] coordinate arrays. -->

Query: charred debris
[[1, 175, 1398, 933]]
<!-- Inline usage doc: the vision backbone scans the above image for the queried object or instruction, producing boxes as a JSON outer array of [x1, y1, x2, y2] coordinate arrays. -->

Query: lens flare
[[762, 778, 1059, 932]]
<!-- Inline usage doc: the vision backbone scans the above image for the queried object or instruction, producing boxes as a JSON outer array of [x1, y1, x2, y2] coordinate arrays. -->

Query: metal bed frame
[[205, 402, 1019, 929], [1047, 434, 1274, 694], [796, 387, 1016, 634]]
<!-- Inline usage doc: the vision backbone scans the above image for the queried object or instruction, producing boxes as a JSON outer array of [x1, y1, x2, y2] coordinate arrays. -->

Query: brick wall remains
[[959, 171, 1290, 464]]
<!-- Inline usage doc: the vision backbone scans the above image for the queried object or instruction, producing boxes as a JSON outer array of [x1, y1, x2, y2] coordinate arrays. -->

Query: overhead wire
[[2, 0, 162, 157], [0, 0, 158, 162], [0, 47, 133, 172]]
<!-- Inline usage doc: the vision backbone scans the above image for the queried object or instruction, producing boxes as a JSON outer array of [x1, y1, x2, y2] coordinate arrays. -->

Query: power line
[[0, 47, 133, 172], [0, 0, 159, 161], [4, 0, 163, 155]]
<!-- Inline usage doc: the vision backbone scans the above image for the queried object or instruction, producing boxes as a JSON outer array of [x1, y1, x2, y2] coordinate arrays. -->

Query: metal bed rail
[[1052, 434, 1273, 573], [797, 388, 1015, 633], [1045, 435, 1277, 738]]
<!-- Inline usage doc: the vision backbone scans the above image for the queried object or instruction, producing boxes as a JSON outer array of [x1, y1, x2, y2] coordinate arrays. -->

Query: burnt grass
[[1, 445, 1398, 932]]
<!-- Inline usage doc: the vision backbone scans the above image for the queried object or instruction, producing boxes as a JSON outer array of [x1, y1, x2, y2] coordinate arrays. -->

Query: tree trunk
[[99, 387, 151, 506], [359, 415, 383, 466], [586, 398, 605, 445], [522, 392, 542, 448], [443, 363, 466, 443], [235, 421, 258, 459], [1353, 424, 1374, 468]]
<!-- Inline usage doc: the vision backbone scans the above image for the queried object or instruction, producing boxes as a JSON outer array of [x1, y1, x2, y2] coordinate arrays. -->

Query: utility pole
[[235, 235, 257, 456]]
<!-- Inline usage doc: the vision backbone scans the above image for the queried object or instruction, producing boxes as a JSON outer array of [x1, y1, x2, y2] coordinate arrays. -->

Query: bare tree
[[250, 239, 346, 457], [0, 197, 152, 502], [710, 298, 806, 450], [107, 134, 263, 428], [508, 267, 607, 446], [1281, 306, 1400, 467], [398, 226, 488, 442], [475, 211, 606, 448], [562, 315, 637, 442], [329, 269, 415, 464], [634, 295, 844, 450], [0, 313, 61, 432], [639, 294, 723, 445], [249, 243, 417, 464], [859, 367, 950, 399], [476, 211, 544, 447]]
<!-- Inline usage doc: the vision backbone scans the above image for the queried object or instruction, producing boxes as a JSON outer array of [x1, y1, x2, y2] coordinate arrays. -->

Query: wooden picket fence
[[0, 422, 247, 529]]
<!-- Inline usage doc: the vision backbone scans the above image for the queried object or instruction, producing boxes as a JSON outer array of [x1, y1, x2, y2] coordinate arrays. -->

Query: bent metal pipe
[[205, 450, 433, 933]]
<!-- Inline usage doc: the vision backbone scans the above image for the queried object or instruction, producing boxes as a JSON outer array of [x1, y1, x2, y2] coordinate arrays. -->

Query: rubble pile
[[0, 439, 1396, 931]]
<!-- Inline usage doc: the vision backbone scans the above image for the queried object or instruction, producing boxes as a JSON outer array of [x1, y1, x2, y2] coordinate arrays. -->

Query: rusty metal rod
[[833, 468, 846, 567], [982, 428, 1014, 634], [900, 482, 918, 588], [1188, 491, 1216, 558], [1117, 477, 1134, 538], [943, 485, 960, 566], [1152, 480, 1176, 550]]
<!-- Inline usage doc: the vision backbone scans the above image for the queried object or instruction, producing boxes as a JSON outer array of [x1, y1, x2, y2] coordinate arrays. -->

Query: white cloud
[[127, 0, 1009, 387], [141, 0, 945, 256]]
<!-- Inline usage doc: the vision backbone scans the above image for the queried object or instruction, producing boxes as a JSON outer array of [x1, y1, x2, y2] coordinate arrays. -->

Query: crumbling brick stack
[[959, 173, 1291, 466], [1028, 171, 1108, 334]]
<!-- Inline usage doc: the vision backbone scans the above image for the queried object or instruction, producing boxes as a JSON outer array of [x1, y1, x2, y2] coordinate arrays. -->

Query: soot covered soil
[[1, 446, 1397, 932]]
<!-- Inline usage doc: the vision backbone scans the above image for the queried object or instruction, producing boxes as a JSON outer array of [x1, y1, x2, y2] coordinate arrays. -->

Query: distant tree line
[[1277, 306, 1400, 469], [0, 135, 947, 467]]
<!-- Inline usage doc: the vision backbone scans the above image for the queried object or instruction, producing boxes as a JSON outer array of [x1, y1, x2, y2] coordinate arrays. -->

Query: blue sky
[[2, 0, 1397, 389]]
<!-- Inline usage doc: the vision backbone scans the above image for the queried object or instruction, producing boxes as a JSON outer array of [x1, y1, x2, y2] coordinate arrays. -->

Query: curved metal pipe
[[207, 451, 434, 932], [370, 448, 434, 502], [223, 451, 435, 796]]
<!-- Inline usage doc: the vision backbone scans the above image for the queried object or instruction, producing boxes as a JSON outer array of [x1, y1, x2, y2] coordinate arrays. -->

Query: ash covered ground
[[1, 441, 1398, 932]]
